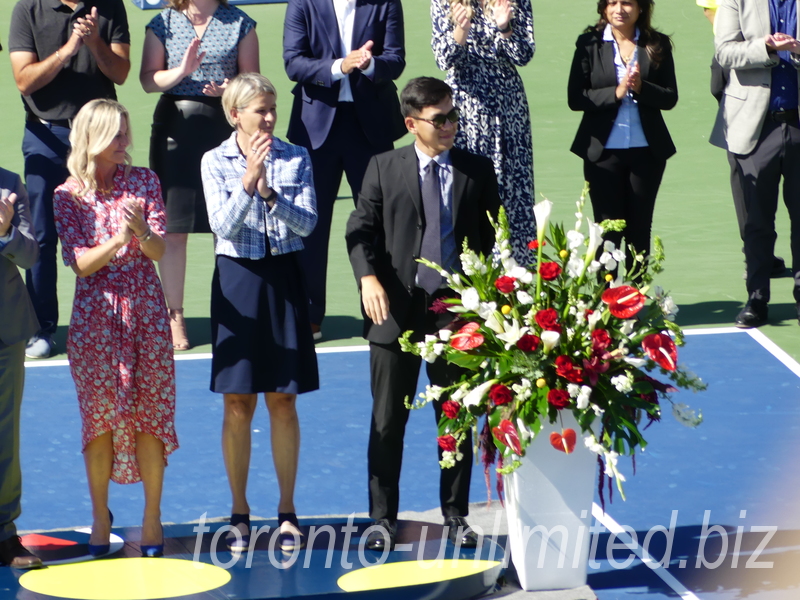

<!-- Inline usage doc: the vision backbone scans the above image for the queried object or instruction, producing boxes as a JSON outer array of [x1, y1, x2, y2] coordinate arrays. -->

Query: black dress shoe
[[444, 516, 479, 548], [771, 256, 788, 278], [0, 536, 43, 569], [365, 519, 396, 551], [735, 301, 768, 329]]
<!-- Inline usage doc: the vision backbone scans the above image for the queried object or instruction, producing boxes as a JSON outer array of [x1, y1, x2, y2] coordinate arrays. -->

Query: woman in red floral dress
[[53, 99, 178, 558]]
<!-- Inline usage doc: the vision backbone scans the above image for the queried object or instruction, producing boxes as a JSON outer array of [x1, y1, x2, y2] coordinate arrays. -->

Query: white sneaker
[[25, 335, 55, 359]]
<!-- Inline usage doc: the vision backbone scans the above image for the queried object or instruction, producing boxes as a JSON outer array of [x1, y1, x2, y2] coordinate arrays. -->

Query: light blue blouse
[[603, 25, 648, 150]]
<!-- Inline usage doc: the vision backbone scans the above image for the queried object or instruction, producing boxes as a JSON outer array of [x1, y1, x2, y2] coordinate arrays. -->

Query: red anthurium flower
[[494, 276, 516, 293], [489, 384, 513, 406], [535, 308, 561, 332], [547, 389, 571, 409], [516, 334, 541, 352], [437, 435, 457, 452], [591, 328, 612, 353], [492, 419, 522, 455], [601, 285, 647, 319], [642, 333, 678, 371], [441, 400, 461, 419], [538, 262, 562, 281], [450, 322, 485, 350], [549, 428, 577, 454], [527, 239, 546, 250]]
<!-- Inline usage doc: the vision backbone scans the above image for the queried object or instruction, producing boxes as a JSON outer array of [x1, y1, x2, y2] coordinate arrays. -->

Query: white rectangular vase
[[503, 411, 596, 591]]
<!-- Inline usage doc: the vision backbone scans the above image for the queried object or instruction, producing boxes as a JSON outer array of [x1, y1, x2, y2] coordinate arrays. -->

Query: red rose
[[516, 334, 541, 352], [601, 285, 646, 319], [535, 308, 561, 332], [492, 419, 522, 455], [437, 435, 457, 452], [547, 389, 571, 409], [450, 322, 485, 350], [538, 262, 562, 281], [489, 384, 513, 406], [527, 239, 546, 250], [555, 355, 584, 383], [642, 333, 678, 371], [494, 276, 517, 293], [591, 329, 612, 353], [441, 400, 461, 419]]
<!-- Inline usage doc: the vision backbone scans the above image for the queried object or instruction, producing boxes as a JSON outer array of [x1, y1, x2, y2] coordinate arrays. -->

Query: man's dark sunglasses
[[410, 107, 460, 129]]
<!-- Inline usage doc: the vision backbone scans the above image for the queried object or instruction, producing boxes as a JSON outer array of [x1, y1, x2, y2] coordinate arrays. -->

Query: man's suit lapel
[[399, 144, 423, 220], [450, 148, 468, 220], [315, 0, 344, 57], [352, 0, 375, 49]]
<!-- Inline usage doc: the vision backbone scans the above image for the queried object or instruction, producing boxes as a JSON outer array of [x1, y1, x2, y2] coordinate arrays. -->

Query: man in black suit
[[346, 77, 499, 551]]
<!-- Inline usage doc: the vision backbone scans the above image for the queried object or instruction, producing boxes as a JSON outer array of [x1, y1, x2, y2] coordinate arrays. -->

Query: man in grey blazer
[[0, 167, 43, 569], [710, 0, 800, 327]]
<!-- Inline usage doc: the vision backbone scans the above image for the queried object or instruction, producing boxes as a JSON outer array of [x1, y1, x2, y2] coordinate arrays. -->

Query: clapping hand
[[626, 62, 641, 93], [120, 199, 147, 242], [203, 78, 229, 97], [180, 38, 206, 78], [244, 131, 274, 199], [493, 0, 514, 32], [342, 40, 374, 74], [766, 32, 800, 53], [74, 7, 100, 47], [0, 193, 17, 238]]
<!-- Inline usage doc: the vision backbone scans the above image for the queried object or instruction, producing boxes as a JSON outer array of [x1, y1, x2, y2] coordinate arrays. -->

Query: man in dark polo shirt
[[8, 0, 130, 358]]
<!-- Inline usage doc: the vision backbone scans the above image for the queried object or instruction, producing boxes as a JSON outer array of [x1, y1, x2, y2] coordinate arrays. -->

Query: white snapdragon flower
[[567, 253, 585, 278], [653, 286, 679, 320], [438, 328, 452, 342], [586, 260, 601, 274], [421, 384, 444, 402], [567, 383, 581, 398], [567, 230, 585, 250], [512, 378, 532, 401], [461, 287, 480, 311], [611, 372, 634, 393], [540, 330, 561, 353], [584, 435, 605, 455], [623, 356, 646, 368], [576, 386, 592, 409], [591, 403, 605, 417], [508, 265, 534, 284], [516, 290, 534, 305], [672, 403, 703, 427], [586, 221, 604, 257], [620, 319, 637, 336], [461, 250, 487, 276], [587, 310, 603, 331]]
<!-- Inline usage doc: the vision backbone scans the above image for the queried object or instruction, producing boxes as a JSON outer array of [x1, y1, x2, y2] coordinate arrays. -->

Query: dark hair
[[593, 0, 672, 67], [400, 77, 453, 118]]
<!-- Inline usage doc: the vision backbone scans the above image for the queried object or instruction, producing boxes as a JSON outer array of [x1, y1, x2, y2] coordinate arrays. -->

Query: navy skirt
[[210, 252, 319, 395]]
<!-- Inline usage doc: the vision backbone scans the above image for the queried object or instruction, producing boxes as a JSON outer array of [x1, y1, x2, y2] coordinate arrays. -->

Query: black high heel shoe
[[140, 524, 164, 558], [88, 510, 114, 557], [278, 513, 305, 552], [227, 514, 251, 552]]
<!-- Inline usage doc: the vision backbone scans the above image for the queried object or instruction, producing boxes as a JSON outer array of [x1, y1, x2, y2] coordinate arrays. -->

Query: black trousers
[[733, 119, 800, 303], [298, 104, 393, 326], [367, 289, 472, 522], [584, 147, 666, 262]]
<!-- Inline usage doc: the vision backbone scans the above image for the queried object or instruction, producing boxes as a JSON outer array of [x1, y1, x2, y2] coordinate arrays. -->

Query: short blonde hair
[[67, 99, 132, 197], [222, 73, 278, 127]]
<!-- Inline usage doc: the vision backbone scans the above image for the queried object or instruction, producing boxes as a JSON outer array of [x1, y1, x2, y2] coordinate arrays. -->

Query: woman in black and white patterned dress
[[432, 0, 535, 264]]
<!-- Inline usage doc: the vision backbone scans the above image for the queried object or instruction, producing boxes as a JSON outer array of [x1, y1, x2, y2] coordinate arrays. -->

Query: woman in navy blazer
[[568, 0, 676, 268]]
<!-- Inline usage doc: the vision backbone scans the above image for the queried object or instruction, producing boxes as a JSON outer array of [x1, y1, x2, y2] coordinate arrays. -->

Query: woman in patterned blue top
[[201, 73, 318, 555], [140, 0, 259, 351], [431, 0, 535, 266]]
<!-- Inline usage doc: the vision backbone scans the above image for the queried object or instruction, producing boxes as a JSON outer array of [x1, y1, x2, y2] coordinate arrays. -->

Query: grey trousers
[[0, 341, 25, 543]]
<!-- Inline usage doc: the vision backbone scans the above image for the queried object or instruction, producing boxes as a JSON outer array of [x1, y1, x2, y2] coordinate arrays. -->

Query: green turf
[[3, 0, 799, 361]]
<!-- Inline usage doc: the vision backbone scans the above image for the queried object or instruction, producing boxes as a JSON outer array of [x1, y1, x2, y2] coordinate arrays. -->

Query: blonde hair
[[67, 99, 132, 197], [168, 0, 227, 11], [222, 73, 278, 127], [448, 0, 511, 22]]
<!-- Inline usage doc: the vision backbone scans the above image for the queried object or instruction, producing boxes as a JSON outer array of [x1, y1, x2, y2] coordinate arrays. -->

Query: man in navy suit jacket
[[283, 0, 406, 339]]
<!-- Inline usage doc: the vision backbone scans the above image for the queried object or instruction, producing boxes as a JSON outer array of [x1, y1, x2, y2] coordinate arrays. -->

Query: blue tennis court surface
[[15, 330, 800, 599]]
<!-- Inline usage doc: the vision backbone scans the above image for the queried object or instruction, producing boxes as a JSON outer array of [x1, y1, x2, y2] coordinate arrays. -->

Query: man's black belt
[[26, 113, 71, 128], [767, 108, 799, 123]]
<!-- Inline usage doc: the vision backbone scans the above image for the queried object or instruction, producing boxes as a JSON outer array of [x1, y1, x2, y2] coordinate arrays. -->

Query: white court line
[[745, 328, 800, 379], [593, 503, 702, 600]]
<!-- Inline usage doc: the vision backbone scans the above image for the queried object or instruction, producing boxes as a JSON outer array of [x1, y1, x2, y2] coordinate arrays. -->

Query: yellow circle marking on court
[[20, 557, 231, 600], [337, 559, 501, 592]]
